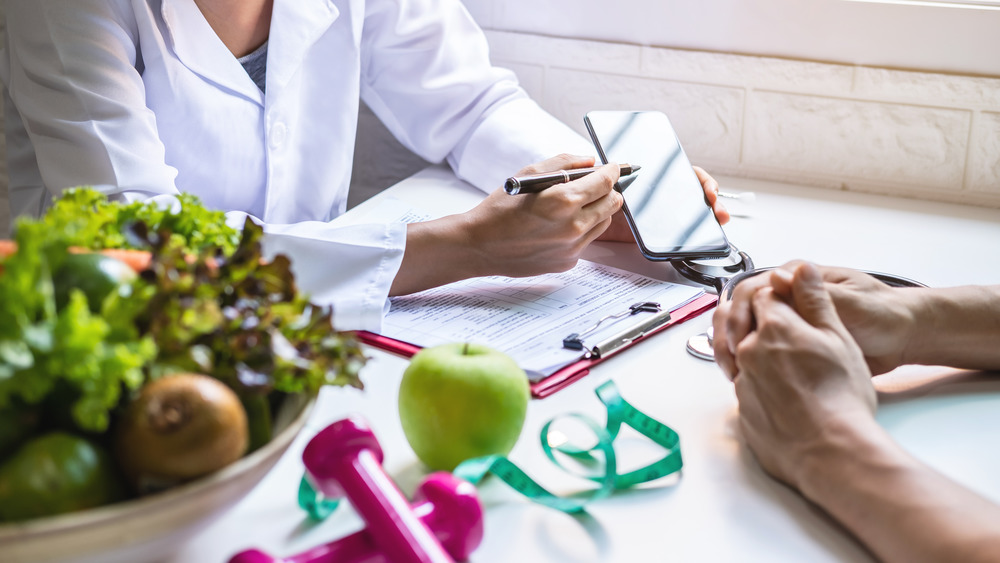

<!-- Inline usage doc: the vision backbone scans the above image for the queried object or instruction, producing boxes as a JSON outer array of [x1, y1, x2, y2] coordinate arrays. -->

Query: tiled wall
[[485, 30, 1000, 207]]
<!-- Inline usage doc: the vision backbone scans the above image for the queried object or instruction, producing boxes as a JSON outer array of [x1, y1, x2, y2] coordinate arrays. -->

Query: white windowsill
[[463, 0, 1000, 77]]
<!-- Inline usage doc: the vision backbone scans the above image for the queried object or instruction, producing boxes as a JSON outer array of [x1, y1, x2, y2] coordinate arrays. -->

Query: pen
[[504, 163, 641, 195]]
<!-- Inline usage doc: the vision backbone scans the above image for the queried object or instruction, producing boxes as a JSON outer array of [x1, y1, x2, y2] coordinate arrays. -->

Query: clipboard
[[357, 293, 718, 399]]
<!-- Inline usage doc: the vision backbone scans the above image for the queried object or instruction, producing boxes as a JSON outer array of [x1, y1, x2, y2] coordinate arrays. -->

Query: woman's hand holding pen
[[389, 154, 622, 296], [467, 154, 624, 276]]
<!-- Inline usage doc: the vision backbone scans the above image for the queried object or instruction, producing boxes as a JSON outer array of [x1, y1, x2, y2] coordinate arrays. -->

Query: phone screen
[[585, 110, 730, 260]]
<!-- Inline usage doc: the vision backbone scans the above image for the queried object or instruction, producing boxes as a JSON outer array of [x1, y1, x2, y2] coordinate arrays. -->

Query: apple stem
[[463, 342, 469, 355]]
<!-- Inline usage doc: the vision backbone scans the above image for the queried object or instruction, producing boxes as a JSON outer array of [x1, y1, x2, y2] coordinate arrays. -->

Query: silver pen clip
[[562, 301, 669, 358]]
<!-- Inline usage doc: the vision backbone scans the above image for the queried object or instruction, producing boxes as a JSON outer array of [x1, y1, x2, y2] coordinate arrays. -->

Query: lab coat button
[[270, 122, 288, 149]]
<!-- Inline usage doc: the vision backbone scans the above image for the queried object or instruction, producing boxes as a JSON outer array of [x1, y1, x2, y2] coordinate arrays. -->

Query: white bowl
[[0, 394, 313, 563]]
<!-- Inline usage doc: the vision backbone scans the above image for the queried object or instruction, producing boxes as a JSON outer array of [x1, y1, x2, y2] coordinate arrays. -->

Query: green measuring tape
[[298, 379, 682, 519]]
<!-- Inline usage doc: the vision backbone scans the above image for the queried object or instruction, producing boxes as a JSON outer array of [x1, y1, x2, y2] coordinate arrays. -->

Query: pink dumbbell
[[229, 417, 483, 563]]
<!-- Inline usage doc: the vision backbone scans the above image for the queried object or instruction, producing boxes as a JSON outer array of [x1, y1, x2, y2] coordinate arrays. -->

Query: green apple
[[398, 343, 530, 471]]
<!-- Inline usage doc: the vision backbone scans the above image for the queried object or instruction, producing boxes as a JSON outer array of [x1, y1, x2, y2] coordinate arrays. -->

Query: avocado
[[0, 432, 124, 522], [52, 252, 137, 312]]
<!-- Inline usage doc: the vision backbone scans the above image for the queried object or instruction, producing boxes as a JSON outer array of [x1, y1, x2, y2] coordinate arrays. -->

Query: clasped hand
[[711, 262, 929, 490], [713, 263, 883, 488]]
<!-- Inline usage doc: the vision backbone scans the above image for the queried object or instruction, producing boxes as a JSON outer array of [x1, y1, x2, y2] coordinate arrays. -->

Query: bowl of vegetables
[[0, 190, 366, 563], [0, 391, 311, 563]]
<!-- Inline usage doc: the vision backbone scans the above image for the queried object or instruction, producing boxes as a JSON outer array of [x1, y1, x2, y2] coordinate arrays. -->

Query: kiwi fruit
[[115, 373, 249, 494]]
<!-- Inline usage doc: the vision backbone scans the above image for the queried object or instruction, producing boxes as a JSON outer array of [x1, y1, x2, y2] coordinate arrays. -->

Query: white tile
[[542, 68, 745, 166], [483, 31, 641, 75], [854, 67, 1000, 109], [967, 112, 1000, 194], [744, 92, 970, 191], [642, 46, 854, 95]]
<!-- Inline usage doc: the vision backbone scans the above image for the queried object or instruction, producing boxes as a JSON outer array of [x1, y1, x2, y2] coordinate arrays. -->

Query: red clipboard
[[356, 293, 718, 399]]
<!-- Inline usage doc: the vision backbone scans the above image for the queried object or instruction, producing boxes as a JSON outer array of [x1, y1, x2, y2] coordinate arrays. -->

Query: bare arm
[[800, 417, 1000, 563], [902, 285, 1000, 370]]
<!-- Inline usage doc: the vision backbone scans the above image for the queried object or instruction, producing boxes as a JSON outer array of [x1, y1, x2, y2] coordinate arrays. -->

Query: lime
[[52, 252, 137, 312], [0, 432, 124, 522]]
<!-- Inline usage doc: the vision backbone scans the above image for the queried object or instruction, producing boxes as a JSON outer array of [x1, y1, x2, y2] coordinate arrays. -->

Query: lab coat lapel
[[160, 0, 264, 105], [267, 0, 341, 95]]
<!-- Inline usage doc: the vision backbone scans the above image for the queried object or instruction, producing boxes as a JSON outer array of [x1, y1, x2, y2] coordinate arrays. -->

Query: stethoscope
[[669, 244, 928, 361]]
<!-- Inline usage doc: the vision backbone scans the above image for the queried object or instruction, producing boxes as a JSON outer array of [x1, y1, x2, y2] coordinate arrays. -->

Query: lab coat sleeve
[[358, 0, 593, 193], [2, 0, 406, 332], [1, 0, 180, 214], [448, 97, 596, 192], [255, 219, 406, 333]]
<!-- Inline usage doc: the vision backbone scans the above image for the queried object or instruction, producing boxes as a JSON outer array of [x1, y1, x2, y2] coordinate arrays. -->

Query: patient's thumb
[[791, 263, 841, 329]]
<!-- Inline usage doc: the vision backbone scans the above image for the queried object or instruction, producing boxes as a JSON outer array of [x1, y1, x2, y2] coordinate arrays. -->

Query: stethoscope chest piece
[[685, 327, 714, 361]]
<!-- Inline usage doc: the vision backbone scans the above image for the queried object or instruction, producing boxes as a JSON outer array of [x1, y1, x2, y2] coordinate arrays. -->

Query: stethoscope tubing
[[718, 267, 928, 302], [671, 247, 927, 299]]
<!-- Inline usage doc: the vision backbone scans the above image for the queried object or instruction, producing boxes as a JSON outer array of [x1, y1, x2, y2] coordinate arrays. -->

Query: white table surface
[[171, 166, 1000, 563]]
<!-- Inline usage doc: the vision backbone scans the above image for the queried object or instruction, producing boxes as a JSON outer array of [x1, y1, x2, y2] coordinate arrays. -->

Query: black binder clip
[[562, 301, 664, 352]]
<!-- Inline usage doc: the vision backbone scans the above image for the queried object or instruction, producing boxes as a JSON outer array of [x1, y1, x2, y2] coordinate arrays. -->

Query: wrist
[[390, 214, 487, 296], [899, 287, 935, 366], [462, 208, 502, 279], [795, 414, 891, 504], [900, 285, 1000, 370]]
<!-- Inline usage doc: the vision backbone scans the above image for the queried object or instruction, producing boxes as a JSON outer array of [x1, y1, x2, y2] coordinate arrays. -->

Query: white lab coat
[[1, 0, 590, 331]]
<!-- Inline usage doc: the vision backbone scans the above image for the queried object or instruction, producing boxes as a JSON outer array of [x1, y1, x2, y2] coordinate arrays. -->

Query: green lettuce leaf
[[0, 222, 156, 432], [134, 219, 366, 396], [37, 188, 239, 255]]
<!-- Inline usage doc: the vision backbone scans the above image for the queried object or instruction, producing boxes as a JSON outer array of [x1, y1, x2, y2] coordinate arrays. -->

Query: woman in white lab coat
[[1, 0, 726, 330]]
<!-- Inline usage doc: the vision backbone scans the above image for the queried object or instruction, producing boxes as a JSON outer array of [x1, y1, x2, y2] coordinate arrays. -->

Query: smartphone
[[584, 110, 730, 260]]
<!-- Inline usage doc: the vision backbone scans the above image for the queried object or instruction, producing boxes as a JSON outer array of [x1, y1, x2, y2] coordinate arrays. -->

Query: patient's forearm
[[904, 285, 1000, 370], [800, 419, 1000, 563]]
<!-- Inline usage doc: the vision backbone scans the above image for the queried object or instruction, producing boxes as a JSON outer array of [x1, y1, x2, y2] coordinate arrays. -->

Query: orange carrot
[[0, 240, 16, 259], [89, 248, 153, 272], [0, 242, 153, 274], [0, 243, 233, 276]]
